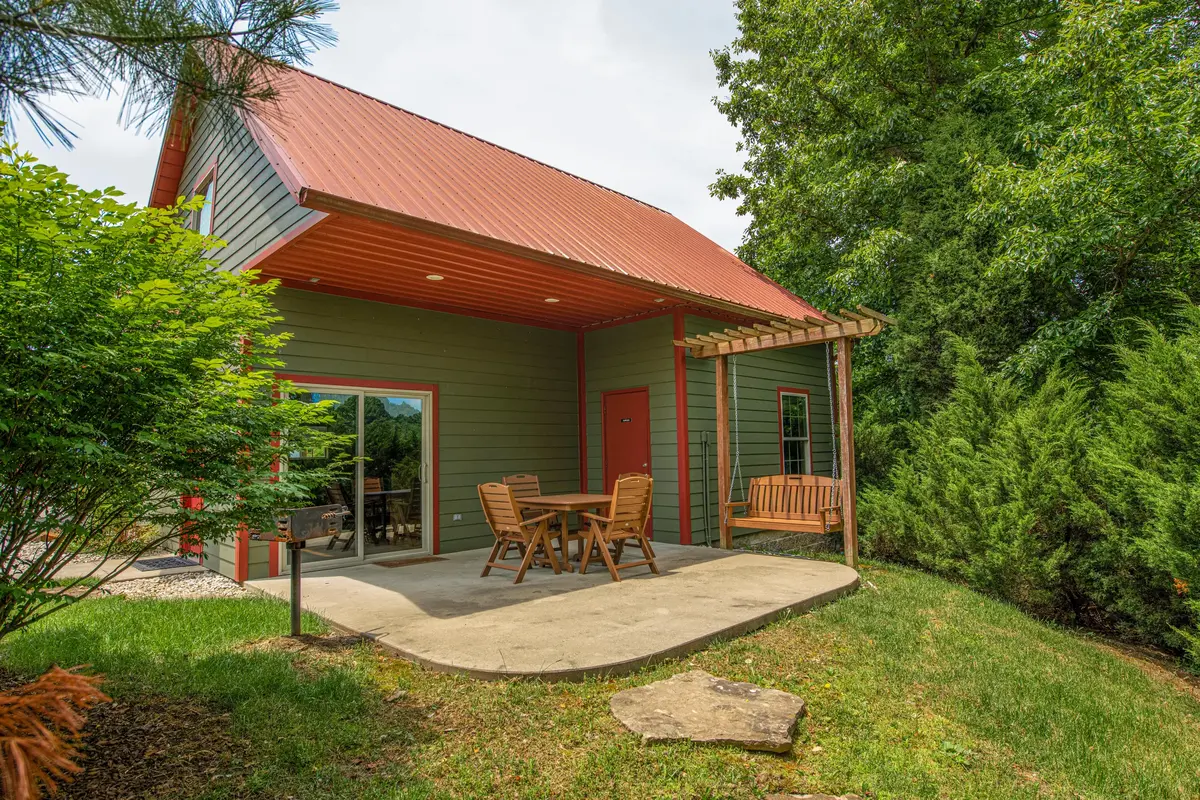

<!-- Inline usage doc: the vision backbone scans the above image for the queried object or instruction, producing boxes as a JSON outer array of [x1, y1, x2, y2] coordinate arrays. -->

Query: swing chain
[[825, 341, 839, 483], [729, 356, 744, 501]]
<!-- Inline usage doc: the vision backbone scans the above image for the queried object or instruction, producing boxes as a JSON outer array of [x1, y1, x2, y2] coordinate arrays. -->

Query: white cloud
[[12, 0, 747, 250]]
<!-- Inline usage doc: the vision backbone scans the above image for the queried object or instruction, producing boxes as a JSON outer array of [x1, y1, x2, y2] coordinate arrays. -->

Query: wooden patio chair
[[478, 483, 563, 584], [611, 473, 653, 562], [387, 477, 422, 544], [579, 475, 658, 582], [325, 483, 355, 551], [502, 473, 566, 562], [363, 477, 388, 543]]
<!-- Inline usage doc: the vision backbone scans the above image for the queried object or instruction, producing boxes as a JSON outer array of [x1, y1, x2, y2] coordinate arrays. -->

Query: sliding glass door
[[288, 385, 431, 570]]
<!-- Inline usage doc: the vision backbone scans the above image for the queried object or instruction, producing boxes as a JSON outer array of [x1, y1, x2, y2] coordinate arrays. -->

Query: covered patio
[[249, 544, 859, 680]]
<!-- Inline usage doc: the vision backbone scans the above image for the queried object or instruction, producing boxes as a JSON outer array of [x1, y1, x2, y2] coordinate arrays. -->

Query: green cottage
[[149, 63, 883, 582]]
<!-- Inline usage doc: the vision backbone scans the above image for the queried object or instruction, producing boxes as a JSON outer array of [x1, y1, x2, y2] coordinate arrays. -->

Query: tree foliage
[[0, 0, 336, 146], [0, 141, 351, 640], [714, 0, 1200, 457], [717, 1, 1200, 658]]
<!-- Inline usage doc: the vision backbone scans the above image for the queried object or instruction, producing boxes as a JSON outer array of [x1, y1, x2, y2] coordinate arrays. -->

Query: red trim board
[[577, 332, 588, 492], [276, 373, 441, 555], [673, 311, 692, 544]]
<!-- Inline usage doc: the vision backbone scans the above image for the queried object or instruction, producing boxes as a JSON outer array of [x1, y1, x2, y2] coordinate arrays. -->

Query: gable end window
[[778, 388, 811, 475], [190, 166, 216, 236]]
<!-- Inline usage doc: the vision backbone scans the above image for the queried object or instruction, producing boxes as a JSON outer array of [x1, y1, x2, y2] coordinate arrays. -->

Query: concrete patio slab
[[249, 544, 858, 681]]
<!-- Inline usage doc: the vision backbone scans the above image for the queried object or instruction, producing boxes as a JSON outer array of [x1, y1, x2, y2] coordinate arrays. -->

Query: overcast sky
[[11, 0, 749, 251]]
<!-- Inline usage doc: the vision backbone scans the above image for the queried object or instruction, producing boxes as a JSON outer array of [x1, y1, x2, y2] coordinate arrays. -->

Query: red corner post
[[672, 311, 692, 544], [179, 494, 203, 559]]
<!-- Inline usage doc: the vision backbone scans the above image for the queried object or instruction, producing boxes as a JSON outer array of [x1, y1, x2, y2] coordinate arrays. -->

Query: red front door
[[602, 387, 651, 489]]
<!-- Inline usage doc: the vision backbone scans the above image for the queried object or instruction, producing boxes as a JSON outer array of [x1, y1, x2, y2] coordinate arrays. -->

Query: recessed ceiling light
[[544, 298, 560, 303], [654, 298, 665, 303], [308, 277, 320, 283], [425, 274, 444, 281]]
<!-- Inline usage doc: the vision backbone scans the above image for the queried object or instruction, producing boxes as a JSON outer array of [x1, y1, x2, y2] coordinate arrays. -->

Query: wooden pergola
[[673, 306, 893, 568]]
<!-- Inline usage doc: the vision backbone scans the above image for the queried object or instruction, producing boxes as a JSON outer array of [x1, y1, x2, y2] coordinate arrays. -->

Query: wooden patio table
[[516, 493, 611, 573]]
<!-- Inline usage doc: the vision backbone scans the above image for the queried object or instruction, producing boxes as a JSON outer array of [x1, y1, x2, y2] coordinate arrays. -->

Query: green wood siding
[[582, 316, 681, 543], [274, 288, 579, 561], [684, 315, 835, 542], [202, 538, 238, 579], [177, 110, 317, 272]]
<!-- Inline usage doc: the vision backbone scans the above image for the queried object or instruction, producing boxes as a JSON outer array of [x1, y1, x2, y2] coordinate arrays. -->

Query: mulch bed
[[0, 667, 244, 800], [60, 694, 242, 800]]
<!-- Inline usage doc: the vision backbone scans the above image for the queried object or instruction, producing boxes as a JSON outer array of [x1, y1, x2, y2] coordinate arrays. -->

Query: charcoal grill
[[268, 504, 350, 635]]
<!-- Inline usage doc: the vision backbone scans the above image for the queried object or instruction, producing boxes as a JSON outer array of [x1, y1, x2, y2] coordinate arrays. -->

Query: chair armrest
[[724, 500, 750, 509], [579, 512, 613, 523], [820, 505, 841, 513], [519, 511, 560, 527]]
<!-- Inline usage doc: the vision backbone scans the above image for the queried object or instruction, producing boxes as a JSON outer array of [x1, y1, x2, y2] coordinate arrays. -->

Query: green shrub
[[1089, 308, 1200, 656], [863, 340, 1106, 621], [863, 312, 1200, 662]]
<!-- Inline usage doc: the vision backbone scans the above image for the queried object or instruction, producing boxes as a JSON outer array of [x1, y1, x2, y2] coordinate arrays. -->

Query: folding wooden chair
[[325, 483, 355, 551], [611, 473, 653, 562], [478, 482, 563, 584], [503, 473, 567, 564], [579, 475, 658, 581]]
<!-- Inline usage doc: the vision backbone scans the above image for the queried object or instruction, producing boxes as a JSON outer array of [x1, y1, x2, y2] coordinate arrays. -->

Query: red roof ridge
[[261, 60, 672, 216]]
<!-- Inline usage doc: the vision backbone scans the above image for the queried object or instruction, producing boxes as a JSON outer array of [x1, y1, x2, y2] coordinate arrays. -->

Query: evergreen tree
[[0, 0, 336, 145]]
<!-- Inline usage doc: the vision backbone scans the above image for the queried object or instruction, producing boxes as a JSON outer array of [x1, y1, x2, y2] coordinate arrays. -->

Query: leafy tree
[[0, 141, 351, 641], [713, 0, 1065, 437], [972, 0, 1200, 382], [0, 0, 336, 145], [714, 0, 1200, 464]]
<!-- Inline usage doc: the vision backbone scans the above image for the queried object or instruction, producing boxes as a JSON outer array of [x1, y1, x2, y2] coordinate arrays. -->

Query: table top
[[516, 493, 611, 510]]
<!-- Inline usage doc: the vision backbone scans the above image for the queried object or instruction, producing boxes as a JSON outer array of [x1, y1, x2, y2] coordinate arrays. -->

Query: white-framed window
[[191, 167, 216, 235], [778, 389, 811, 475]]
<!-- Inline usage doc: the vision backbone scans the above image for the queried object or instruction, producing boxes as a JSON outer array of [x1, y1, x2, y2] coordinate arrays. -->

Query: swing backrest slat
[[748, 474, 840, 521]]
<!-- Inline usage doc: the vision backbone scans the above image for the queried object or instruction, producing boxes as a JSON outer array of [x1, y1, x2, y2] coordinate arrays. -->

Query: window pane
[[289, 390, 357, 566], [783, 439, 806, 474], [780, 393, 809, 474], [197, 179, 214, 235], [794, 396, 808, 439], [363, 395, 424, 557]]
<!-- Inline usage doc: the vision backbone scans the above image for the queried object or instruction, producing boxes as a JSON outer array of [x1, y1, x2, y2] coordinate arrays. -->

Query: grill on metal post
[[269, 504, 350, 636]]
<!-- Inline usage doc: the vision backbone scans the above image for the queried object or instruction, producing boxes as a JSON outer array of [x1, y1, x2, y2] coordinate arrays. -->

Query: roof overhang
[[248, 203, 771, 331]]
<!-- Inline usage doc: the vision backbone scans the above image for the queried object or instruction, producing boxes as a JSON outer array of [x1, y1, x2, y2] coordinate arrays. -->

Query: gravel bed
[[18, 541, 107, 565], [108, 572, 250, 600]]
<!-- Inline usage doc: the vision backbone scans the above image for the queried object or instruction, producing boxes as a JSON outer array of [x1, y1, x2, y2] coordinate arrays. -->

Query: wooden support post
[[836, 337, 859, 568], [715, 355, 732, 549]]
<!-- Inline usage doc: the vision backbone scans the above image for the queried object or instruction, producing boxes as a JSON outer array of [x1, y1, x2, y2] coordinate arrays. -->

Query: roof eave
[[295, 189, 800, 324]]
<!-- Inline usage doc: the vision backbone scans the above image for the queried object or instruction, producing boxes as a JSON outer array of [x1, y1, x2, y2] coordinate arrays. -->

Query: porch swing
[[721, 345, 844, 544], [676, 304, 891, 568]]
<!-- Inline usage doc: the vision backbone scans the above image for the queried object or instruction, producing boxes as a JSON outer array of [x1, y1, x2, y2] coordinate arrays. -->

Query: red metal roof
[[232, 65, 822, 322]]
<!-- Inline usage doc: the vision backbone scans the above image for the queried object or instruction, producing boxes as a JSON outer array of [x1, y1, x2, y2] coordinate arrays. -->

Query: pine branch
[[0, 0, 336, 146]]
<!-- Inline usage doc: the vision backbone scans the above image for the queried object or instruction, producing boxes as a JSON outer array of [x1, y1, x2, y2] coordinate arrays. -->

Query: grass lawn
[[3, 562, 1199, 799]]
